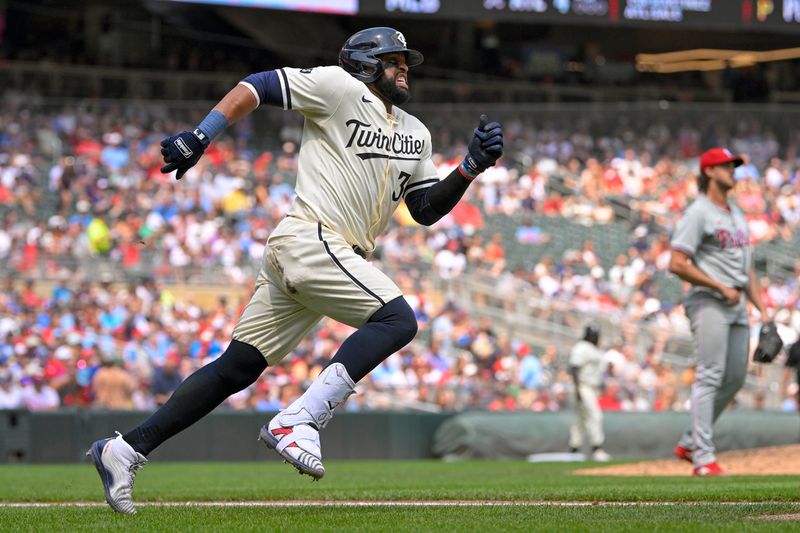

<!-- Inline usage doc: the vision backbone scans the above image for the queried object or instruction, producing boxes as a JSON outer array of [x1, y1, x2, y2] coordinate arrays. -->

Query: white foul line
[[1, 501, 799, 508]]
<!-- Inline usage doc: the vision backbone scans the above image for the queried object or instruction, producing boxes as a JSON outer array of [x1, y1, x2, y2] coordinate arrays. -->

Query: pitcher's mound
[[575, 444, 800, 476]]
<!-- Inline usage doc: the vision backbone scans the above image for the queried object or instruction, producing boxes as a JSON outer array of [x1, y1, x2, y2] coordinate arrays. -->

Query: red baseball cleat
[[694, 462, 725, 476], [673, 445, 693, 464]]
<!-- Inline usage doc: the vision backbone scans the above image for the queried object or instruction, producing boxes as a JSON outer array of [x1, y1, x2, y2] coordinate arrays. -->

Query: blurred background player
[[86, 26, 503, 514], [669, 147, 771, 476], [568, 323, 610, 462]]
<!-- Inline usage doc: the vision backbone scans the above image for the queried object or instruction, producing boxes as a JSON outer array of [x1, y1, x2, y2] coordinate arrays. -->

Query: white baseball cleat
[[258, 363, 355, 480], [86, 432, 147, 514], [259, 416, 325, 480], [591, 448, 612, 462]]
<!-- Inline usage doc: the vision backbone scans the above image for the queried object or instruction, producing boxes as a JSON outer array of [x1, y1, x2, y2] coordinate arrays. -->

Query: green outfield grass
[[1, 460, 799, 532]]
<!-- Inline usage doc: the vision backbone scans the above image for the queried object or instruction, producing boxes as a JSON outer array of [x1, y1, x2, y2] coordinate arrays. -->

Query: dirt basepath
[[576, 444, 800, 476]]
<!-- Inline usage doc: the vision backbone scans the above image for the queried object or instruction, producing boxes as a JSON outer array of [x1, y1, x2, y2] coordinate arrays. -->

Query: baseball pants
[[677, 293, 749, 467], [569, 384, 604, 449], [233, 216, 403, 366]]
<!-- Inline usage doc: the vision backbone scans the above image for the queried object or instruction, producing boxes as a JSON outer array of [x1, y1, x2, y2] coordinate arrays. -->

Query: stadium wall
[[0, 410, 448, 464], [1, 410, 799, 463], [432, 412, 800, 460]]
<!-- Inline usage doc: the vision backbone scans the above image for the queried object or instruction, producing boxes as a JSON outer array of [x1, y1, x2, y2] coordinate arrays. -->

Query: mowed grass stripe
[[2, 504, 800, 532], [2, 462, 799, 531], [2, 461, 800, 503]]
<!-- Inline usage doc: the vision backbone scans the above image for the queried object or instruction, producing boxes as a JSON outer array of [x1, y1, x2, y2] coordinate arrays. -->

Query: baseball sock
[[328, 296, 417, 382], [123, 339, 266, 456]]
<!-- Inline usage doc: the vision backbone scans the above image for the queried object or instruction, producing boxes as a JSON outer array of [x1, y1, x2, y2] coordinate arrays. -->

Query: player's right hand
[[718, 285, 741, 305], [160, 129, 208, 180], [463, 114, 503, 176]]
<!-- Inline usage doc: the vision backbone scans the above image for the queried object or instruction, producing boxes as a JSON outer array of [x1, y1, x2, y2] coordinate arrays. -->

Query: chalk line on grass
[[1, 501, 798, 508]]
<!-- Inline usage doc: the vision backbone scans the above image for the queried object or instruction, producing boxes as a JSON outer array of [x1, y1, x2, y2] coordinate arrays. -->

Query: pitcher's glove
[[753, 321, 783, 363]]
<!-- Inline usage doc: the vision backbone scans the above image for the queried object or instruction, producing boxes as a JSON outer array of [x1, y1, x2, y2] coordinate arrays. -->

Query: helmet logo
[[396, 31, 407, 47]]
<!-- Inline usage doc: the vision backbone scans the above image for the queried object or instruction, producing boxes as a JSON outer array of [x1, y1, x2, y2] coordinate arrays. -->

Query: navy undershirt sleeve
[[241, 70, 284, 107], [405, 167, 472, 226]]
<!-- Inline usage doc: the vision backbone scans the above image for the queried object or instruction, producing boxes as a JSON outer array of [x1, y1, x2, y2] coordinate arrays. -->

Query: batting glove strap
[[192, 128, 210, 148], [459, 158, 480, 180]]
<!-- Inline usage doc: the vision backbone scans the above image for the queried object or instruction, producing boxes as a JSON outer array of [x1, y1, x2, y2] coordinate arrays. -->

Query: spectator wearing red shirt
[[597, 380, 623, 411], [541, 191, 564, 216]]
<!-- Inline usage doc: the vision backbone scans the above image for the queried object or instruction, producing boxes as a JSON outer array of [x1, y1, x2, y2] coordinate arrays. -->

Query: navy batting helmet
[[339, 27, 424, 84], [583, 324, 600, 345]]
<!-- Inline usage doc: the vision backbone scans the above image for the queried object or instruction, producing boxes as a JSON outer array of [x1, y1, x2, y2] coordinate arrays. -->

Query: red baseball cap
[[699, 148, 743, 172]]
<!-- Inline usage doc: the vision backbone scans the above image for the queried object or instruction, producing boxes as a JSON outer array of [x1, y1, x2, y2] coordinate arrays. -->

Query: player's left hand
[[160, 129, 208, 180], [463, 114, 503, 177]]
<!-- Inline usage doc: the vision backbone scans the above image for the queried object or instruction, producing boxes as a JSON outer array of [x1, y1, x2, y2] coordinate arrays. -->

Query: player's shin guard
[[259, 363, 355, 479]]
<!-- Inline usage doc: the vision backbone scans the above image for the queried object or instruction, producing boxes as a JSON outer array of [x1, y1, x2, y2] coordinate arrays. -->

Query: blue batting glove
[[160, 129, 209, 180], [462, 114, 503, 178]]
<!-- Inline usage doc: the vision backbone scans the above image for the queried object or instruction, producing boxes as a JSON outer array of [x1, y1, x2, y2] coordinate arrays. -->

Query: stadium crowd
[[0, 275, 709, 413], [1, 97, 800, 413]]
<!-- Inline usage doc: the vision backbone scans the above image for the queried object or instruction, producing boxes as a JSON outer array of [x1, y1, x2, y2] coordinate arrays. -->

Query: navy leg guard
[[328, 296, 418, 382], [123, 340, 266, 455]]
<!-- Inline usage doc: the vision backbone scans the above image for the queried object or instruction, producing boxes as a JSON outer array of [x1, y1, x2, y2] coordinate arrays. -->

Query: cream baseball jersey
[[241, 66, 439, 253], [569, 340, 604, 388]]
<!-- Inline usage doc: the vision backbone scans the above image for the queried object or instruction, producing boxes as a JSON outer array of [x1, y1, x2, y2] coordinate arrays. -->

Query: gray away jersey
[[243, 65, 439, 253], [671, 194, 752, 294]]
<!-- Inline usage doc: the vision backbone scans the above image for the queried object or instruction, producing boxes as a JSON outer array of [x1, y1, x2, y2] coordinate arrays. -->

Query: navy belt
[[299, 215, 367, 259]]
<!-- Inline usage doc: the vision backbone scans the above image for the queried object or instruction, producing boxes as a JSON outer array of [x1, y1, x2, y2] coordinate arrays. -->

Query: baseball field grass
[[1, 460, 799, 531]]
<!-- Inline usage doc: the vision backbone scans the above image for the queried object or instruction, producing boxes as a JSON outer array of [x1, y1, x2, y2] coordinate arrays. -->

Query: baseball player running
[[669, 147, 769, 476], [568, 324, 611, 461], [87, 27, 503, 513]]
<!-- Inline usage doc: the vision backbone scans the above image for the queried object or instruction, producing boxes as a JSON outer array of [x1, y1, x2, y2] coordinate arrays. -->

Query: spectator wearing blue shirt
[[151, 356, 183, 406], [518, 344, 543, 389]]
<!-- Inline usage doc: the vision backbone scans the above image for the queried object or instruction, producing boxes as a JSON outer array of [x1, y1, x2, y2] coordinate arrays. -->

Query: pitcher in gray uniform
[[669, 147, 770, 476]]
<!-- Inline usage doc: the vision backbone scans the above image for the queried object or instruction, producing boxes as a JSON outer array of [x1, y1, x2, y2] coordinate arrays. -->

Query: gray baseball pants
[[677, 292, 749, 467]]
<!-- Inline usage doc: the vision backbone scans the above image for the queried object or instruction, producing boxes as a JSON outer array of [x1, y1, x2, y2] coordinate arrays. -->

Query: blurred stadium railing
[[8, 60, 800, 104]]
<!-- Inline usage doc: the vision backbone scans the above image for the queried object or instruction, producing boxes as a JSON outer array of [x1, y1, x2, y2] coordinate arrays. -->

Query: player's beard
[[374, 73, 410, 106], [714, 175, 735, 192]]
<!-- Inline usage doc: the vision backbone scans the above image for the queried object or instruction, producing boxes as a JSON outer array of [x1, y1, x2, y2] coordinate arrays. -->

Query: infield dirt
[[575, 444, 800, 476]]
